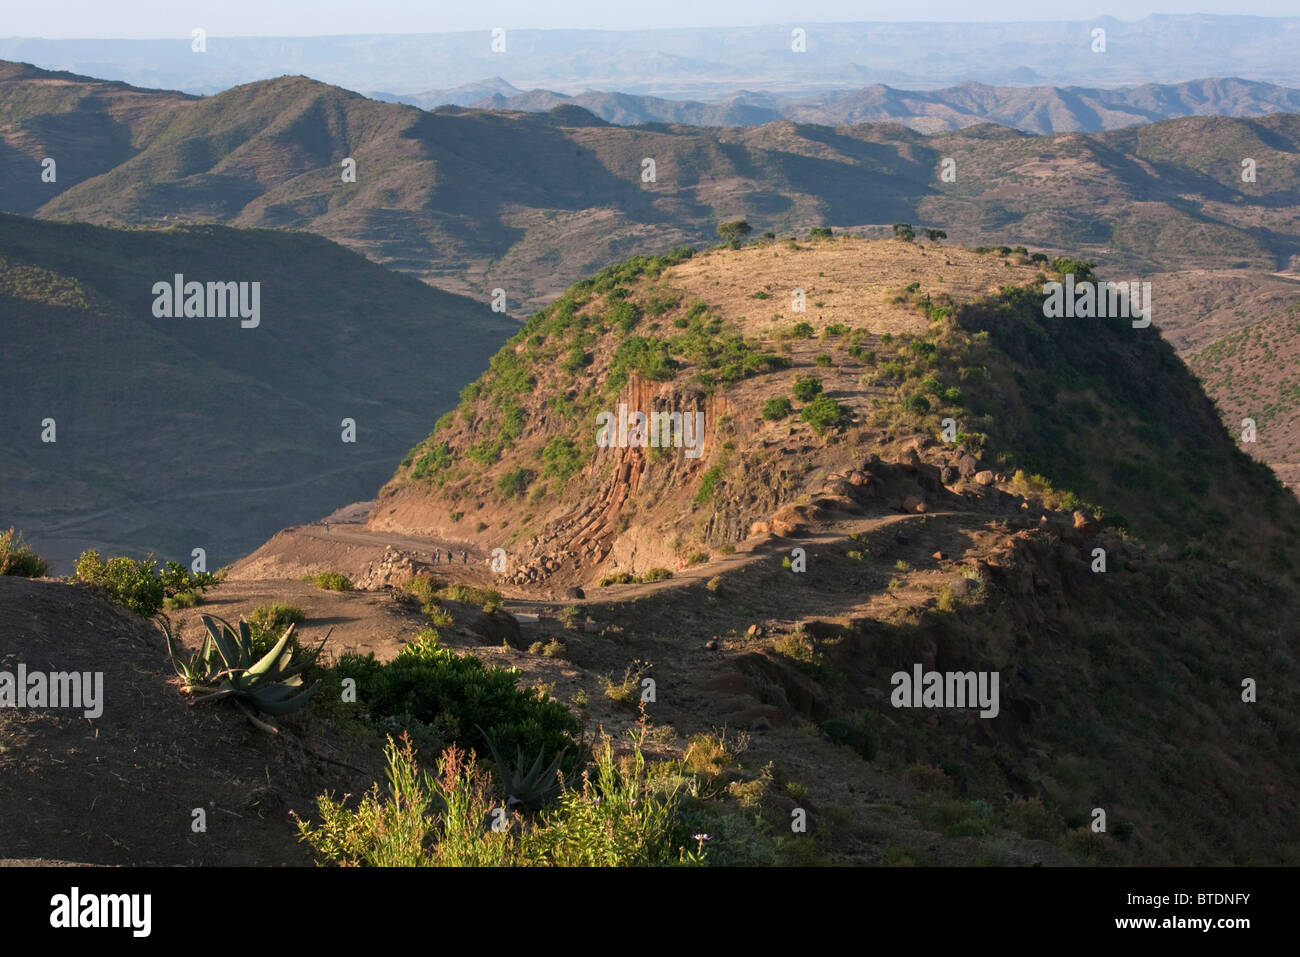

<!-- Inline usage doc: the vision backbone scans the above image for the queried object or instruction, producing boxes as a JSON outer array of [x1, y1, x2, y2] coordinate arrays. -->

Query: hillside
[[227, 236, 1300, 865], [0, 213, 515, 571], [0, 60, 195, 213]]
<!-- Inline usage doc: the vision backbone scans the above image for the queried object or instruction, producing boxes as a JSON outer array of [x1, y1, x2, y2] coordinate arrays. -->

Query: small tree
[[892, 223, 916, 242], [716, 220, 753, 245], [925, 229, 947, 243], [809, 226, 834, 239]]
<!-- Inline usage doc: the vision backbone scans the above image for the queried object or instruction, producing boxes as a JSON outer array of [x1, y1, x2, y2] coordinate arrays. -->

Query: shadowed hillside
[[0, 213, 515, 571]]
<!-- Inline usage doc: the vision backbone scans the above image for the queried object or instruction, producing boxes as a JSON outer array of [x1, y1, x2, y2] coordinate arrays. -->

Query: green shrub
[[498, 467, 536, 499], [338, 640, 581, 774], [411, 442, 453, 481], [792, 376, 823, 402], [815, 353, 832, 367], [609, 300, 643, 334], [791, 321, 815, 338], [466, 438, 504, 465], [75, 550, 165, 617], [1050, 257, 1096, 280], [542, 438, 583, 480], [903, 393, 932, 415], [164, 590, 203, 609], [438, 583, 505, 613], [312, 572, 353, 591], [561, 345, 593, 374], [822, 710, 878, 761], [762, 397, 794, 420], [694, 465, 725, 505], [0, 528, 48, 577], [800, 394, 849, 435]]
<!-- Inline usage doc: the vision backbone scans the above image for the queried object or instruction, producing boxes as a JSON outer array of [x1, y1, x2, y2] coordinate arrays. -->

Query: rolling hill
[[229, 236, 1300, 865]]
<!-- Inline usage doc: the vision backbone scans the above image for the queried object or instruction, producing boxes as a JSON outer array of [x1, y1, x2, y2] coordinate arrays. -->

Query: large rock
[[958, 454, 980, 478], [1072, 510, 1100, 536], [974, 470, 996, 486]]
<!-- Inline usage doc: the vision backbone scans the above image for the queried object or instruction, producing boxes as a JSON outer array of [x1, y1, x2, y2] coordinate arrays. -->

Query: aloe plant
[[160, 613, 327, 733], [480, 726, 569, 812]]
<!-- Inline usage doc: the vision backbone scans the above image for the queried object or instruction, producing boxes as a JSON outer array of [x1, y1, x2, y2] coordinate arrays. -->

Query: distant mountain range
[[429, 77, 1300, 135], [4, 60, 1296, 314], [4, 15, 1300, 99]]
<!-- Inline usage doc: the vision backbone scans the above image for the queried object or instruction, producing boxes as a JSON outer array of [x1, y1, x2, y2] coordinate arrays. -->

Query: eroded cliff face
[[365, 375, 736, 585]]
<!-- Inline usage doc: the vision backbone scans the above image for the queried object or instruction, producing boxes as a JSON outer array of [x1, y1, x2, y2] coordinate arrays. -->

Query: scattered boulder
[[902, 494, 927, 513], [958, 455, 979, 478], [1073, 510, 1100, 536], [974, 470, 996, 486]]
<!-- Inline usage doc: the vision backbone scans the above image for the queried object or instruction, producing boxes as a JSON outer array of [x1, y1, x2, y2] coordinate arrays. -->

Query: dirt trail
[[503, 509, 973, 611]]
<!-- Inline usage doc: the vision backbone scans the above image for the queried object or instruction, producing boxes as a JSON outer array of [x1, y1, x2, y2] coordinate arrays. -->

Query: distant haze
[[6, 3, 1300, 37], [3, 15, 1300, 99]]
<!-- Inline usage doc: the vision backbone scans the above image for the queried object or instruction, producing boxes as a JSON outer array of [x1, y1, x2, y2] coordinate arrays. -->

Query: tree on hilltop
[[716, 220, 753, 246]]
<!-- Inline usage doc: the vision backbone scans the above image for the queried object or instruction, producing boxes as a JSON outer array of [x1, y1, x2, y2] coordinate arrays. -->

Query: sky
[[4, 1, 1298, 38]]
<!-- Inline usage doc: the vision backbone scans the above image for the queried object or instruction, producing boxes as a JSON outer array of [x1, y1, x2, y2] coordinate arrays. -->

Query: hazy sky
[[5, 2, 1298, 38]]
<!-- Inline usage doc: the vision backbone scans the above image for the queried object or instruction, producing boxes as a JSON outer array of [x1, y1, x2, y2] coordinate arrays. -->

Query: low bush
[[792, 376, 823, 402], [0, 527, 48, 577], [312, 572, 353, 591], [800, 394, 849, 435], [75, 550, 165, 617], [338, 639, 581, 774], [297, 734, 695, 867], [762, 397, 793, 420]]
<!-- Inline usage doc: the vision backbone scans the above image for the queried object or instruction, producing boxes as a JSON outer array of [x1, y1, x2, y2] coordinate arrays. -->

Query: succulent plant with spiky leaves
[[480, 726, 570, 812], [160, 613, 326, 733]]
